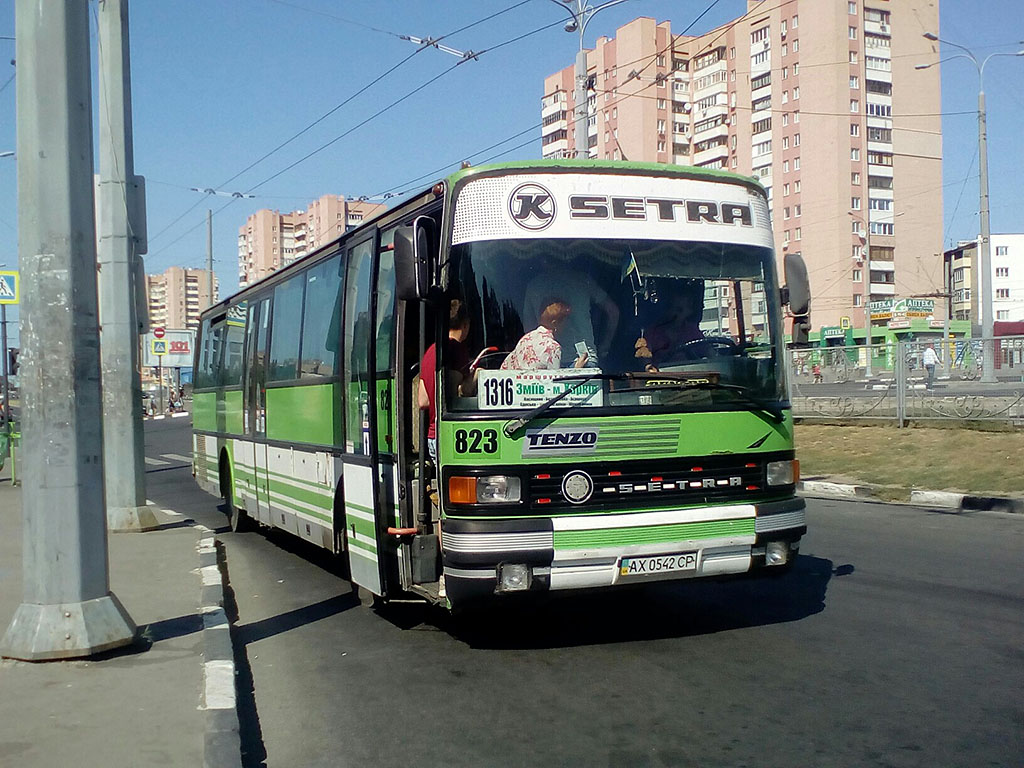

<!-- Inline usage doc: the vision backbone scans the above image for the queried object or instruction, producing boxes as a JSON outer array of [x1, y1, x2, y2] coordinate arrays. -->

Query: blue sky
[[0, 0, 1021, 343]]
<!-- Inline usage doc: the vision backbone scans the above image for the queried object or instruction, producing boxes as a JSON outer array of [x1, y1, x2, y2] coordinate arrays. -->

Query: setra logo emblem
[[509, 183, 555, 230]]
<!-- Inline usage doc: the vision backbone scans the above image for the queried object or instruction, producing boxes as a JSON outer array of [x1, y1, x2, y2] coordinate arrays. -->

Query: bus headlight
[[766, 459, 799, 486], [449, 475, 522, 504]]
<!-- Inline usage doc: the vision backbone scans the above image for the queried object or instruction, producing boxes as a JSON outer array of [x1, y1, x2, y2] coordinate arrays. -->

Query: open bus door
[[339, 234, 387, 597], [242, 296, 272, 526]]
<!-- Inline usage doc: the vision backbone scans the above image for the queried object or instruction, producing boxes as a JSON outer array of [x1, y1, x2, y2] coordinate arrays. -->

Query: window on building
[[996, 288, 1010, 299], [782, 66, 788, 80], [868, 151, 894, 166], [853, 294, 863, 307], [852, 197, 862, 209], [851, 99, 860, 112], [870, 221, 894, 235], [782, 112, 789, 126], [751, 26, 769, 44], [850, 75, 860, 89], [783, 183, 790, 196], [851, 123, 860, 136], [795, 204, 801, 216], [782, 43, 788, 56], [794, 180, 801, 192], [793, 87, 800, 99], [850, 50, 859, 64], [853, 269, 863, 281], [868, 175, 893, 189], [751, 71, 771, 90], [851, 148, 861, 160], [867, 102, 892, 117], [792, 15, 798, 28], [869, 198, 893, 211], [996, 267, 1009, 277], [849, 26, 858, 39], [995, 245, 1009, 255], [782, 136, 790, 150], [997, 310, 1010, 320], [852, 172, 862, 184], [795, 227, 801, 240], [793, 110, 800, 123], [783, 160, 789, 173]]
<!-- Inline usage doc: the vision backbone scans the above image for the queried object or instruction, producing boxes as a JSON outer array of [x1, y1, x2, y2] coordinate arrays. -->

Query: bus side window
[[269, 275, 305, 382], [300, 255, 342, 378]]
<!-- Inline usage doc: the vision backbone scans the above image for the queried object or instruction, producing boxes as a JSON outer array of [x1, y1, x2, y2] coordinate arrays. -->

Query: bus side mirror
[[394, 216, 435, 302], [783, 251, 811, 346]]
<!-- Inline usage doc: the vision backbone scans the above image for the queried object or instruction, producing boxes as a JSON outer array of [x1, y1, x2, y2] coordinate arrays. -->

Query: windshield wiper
[[502, 372, 628, 438], [623, 378, 785, 423]]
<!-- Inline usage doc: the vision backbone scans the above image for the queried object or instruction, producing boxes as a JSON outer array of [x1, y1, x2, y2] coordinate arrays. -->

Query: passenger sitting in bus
[[523, 267, 619, 367], [642, 279, 707, 372], [418, 299, 477, 461], [501, 299, 589, 371]]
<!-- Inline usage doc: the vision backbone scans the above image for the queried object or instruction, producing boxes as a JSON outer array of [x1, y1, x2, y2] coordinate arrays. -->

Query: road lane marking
[[145, 457, 169, 466], [161, 453, 192, 463]]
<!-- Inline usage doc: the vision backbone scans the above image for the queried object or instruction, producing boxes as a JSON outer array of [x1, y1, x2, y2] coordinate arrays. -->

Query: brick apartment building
[[542, 0, 944, 337], [237, 195, 387, 287]]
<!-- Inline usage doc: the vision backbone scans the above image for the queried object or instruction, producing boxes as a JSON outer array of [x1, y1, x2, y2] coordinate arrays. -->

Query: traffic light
[[8, 348, 18, 376]]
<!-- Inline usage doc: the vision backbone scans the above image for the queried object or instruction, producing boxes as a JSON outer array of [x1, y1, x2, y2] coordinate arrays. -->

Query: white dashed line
[[161, 453, 192, 463], [144, 457, 169, 466]]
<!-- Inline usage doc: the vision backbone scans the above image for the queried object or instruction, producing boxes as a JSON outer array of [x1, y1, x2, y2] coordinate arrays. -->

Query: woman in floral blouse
[[501, 299, 589, 371]]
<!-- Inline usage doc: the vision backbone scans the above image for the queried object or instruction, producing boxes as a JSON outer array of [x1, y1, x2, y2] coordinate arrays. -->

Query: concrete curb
[[799, 480, 1024, 514], [198, 535, 243, 768]]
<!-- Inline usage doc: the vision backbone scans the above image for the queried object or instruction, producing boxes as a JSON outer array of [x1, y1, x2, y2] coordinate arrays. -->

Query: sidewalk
[[0, 474, 210, 767]]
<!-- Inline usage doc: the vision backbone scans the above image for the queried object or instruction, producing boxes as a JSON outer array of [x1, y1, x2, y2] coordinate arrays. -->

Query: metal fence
[[788, 335, 1024, 425]]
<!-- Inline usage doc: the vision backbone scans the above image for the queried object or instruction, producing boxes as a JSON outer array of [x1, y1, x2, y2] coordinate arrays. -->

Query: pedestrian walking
[[923, 344, 939, 389]]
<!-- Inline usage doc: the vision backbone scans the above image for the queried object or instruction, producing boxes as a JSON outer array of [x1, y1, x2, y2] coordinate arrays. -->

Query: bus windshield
[[446, 237, 787, 415]]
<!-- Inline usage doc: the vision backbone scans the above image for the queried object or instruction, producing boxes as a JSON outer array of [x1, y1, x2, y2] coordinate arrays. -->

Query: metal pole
[[573, 46, 588, 159], [863, 224, 873, 378], [3, 0, 136, 660], [977, 89, 995, 383], [207, 208, 214, 300], [1, 304, 9, 440], [97, 0, 156, 531]]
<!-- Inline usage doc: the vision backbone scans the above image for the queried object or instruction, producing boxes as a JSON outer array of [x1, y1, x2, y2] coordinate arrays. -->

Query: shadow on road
[[436, 553, 836, 650]]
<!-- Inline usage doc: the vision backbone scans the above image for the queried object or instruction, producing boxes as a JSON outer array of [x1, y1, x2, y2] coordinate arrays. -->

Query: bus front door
[[341, 236, 386, 596]]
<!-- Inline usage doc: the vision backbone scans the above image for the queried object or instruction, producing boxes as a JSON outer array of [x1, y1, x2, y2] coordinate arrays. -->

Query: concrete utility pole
[[97, 0, 157, 532], [207, 209, 214, 300], [3, 0, 136, 660], [553, 0, 630, 159]]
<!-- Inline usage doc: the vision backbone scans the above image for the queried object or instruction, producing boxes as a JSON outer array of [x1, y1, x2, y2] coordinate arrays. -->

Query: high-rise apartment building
[[146, 267, 219, 331], [237, 195, 387, 287], [542, 1, 943, 336]]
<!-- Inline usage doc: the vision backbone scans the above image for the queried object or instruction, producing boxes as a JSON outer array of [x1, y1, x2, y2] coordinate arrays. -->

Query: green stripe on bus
[[552, 518, 755, 550]]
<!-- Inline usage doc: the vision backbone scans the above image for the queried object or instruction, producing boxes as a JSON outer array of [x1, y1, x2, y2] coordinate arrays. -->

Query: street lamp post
[[850, 212, 873, 378], [551, 0, 630, 159], [917, 37, 1023, 383]]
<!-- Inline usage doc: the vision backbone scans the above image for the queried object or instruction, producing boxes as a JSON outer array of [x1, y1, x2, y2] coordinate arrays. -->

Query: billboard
[[142, 329, 194, 368]]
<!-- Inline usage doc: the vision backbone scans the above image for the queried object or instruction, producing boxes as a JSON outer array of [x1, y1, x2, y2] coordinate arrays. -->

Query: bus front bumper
[[441, 498, 805, 604]]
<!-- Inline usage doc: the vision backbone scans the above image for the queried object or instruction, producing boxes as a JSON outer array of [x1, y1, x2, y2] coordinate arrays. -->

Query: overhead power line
[[148, 0, 537, 251]]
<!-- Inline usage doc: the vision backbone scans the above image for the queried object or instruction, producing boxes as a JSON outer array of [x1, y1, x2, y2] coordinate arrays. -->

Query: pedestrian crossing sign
[[0, 271, 19, 305], [151, 339, 168, 356]]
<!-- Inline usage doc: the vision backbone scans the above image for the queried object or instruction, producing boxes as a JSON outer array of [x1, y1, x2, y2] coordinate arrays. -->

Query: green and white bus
[[193, 160, 810, 609]]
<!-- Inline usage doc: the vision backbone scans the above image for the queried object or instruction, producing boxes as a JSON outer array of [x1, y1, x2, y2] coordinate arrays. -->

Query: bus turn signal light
[[449, 477, 477, 504]]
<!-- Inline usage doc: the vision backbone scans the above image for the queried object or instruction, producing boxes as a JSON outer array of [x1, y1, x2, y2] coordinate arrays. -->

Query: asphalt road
[[145, 416, 1024, 768]]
